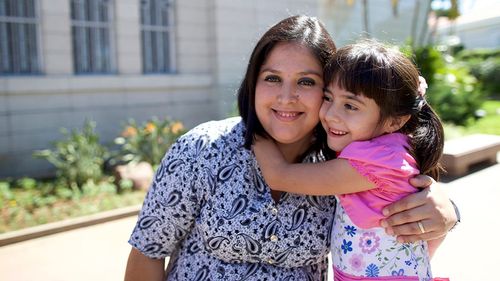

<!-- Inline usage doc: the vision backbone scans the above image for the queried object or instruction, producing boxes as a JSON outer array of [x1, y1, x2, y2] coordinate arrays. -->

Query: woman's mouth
[[273, 110, 302, 121]]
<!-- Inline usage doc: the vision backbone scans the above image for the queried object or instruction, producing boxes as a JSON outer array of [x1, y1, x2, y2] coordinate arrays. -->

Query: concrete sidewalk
[[0, 161, 498, 281]]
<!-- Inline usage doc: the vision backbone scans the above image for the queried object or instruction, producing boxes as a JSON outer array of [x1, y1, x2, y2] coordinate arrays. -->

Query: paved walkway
[[0, 161, 498, 281]]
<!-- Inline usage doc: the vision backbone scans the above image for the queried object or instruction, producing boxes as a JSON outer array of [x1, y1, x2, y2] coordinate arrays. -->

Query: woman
[[125, 15, 457, 281]]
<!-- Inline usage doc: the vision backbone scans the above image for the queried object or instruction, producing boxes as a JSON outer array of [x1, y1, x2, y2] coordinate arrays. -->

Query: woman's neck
[[275, 135, 314, 163]]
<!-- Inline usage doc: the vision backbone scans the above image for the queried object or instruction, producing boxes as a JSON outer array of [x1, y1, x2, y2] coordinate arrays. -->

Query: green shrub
[[113, 117, 186, 167], [15, 177, 37, 190], [413, 45, 485, 125], [457, 49, 500, 98], [33, 120, 108, 190], [0, 181, 12, 208], [427, 64, 484, 125], [413, 46, 446, 84]]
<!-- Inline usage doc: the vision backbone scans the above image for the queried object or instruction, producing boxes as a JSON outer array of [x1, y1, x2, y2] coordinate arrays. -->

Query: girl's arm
[[253, 137, 374, 195]]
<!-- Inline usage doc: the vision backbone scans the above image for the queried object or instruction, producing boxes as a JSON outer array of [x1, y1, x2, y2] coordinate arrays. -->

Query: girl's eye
[[344, 103, 358, 111], [264, 75, 280, 83], [322, 94, 333, 102], [298, 78, 315, 86]]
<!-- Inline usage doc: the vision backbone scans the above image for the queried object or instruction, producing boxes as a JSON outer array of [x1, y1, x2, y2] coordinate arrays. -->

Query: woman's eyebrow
[[259, 67, 279, 73], [259, 68, 322, 77], [298, 70, 323, 77]]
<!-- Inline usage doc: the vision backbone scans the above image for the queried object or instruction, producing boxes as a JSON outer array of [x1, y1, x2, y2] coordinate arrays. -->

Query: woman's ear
[[384, 115, 411, 133]]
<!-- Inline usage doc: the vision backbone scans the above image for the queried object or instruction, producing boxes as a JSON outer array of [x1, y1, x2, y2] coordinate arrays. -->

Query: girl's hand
[[380, 175, 457, 243]]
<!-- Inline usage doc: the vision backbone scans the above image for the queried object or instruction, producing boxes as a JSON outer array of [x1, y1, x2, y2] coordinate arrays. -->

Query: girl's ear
[[384, 115, 411, 133]]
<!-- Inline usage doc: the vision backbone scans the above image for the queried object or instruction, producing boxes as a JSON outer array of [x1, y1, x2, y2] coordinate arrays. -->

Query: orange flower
[[144, 122, 156, 134], [122, 126, 137, 137], [171, 122, 184, 135]]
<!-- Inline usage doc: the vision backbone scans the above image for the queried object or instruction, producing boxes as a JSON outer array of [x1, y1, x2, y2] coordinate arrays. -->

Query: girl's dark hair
[[324, 40, 444, 179], [237, 15, 336, 158]]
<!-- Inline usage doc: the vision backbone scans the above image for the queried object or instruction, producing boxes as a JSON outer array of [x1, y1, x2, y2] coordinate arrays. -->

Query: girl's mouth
[[329, 128, 348, 136]]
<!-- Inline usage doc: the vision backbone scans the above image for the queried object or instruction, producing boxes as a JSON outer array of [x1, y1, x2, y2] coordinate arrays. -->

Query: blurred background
[[0, 1, 499, 279]]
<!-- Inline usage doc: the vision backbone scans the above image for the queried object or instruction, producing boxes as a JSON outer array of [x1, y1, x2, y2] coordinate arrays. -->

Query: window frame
[[140, 0, 176, 74], [70, 0, 116, 74], [0, 0, 42, 75]]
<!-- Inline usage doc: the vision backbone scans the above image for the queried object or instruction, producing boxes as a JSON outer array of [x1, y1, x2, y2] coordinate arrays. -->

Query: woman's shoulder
[[171, 117, 245, 158], [185, 117, 243, 139]]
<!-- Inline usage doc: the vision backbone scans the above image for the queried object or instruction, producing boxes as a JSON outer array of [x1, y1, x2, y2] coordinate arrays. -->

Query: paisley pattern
[[129, 117, 337, 281]]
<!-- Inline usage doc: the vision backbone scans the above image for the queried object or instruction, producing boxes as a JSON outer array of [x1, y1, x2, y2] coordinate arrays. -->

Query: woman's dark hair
[[324, 40, 444, 179], [237, 15, 336, 157]]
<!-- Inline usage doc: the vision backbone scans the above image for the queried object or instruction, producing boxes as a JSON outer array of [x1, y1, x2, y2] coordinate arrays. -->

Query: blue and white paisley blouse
[[129, 117, 337, 281]]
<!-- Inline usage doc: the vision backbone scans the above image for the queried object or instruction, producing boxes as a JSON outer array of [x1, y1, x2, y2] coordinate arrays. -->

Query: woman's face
[[255, 42, 324, 156]]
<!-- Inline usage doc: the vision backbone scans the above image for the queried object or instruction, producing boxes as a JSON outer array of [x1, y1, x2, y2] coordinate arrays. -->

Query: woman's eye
[[264, 75, 280, 83], [298, 78, 315, 86], [322, 95, 332, 102]]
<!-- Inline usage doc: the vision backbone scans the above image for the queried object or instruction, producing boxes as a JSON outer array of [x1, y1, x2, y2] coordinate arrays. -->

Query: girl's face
[[255, 42, 324, 159], [320, 82, 393, 152]]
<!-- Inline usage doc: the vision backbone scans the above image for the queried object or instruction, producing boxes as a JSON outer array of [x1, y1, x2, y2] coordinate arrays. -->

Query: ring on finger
[[417, 221, 426, 234]]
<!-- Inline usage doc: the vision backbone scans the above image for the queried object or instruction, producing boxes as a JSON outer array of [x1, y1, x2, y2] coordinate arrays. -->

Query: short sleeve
[[337, 133, 420, 229], [128, 131, 205, 259]]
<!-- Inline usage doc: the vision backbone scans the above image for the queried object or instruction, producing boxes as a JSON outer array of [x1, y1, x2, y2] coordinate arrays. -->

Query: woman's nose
[[278, 83, 298, 103]]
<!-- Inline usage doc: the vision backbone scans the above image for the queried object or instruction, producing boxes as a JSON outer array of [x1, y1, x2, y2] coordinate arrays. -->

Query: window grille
[[70, 0, 114, 74], [0, 0, 40, 74], [140, 0, 175, 73]]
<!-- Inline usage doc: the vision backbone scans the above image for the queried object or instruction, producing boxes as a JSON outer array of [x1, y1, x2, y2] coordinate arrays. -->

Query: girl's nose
[[324, 104, 341, 123]]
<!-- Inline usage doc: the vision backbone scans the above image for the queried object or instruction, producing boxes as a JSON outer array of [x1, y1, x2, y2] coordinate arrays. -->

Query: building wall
[[437, 16, 500, 49], [0, 0, 215, 178], [321, 0, 430, 47], [0, 0, 428, 178]]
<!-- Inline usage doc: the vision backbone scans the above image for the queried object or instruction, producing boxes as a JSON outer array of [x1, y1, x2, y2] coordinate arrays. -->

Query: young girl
[[253, 40, 448, 281]]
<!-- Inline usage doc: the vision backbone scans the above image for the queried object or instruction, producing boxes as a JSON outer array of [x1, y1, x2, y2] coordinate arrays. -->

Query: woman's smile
[[272, 109, 303, 121]]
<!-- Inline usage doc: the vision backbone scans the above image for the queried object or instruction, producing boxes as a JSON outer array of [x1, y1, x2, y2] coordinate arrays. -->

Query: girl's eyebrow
[[326, 86, 367, 105], [344, 93, 367, 105]]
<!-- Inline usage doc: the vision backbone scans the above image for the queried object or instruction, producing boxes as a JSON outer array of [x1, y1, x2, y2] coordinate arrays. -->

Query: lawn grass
[[0, 179, 147, 234], [1, 190, 146, 233], [444, 100, 500, 139]]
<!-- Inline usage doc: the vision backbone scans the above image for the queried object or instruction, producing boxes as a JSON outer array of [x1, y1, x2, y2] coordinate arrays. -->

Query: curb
[[0, 204, 141, 247]]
